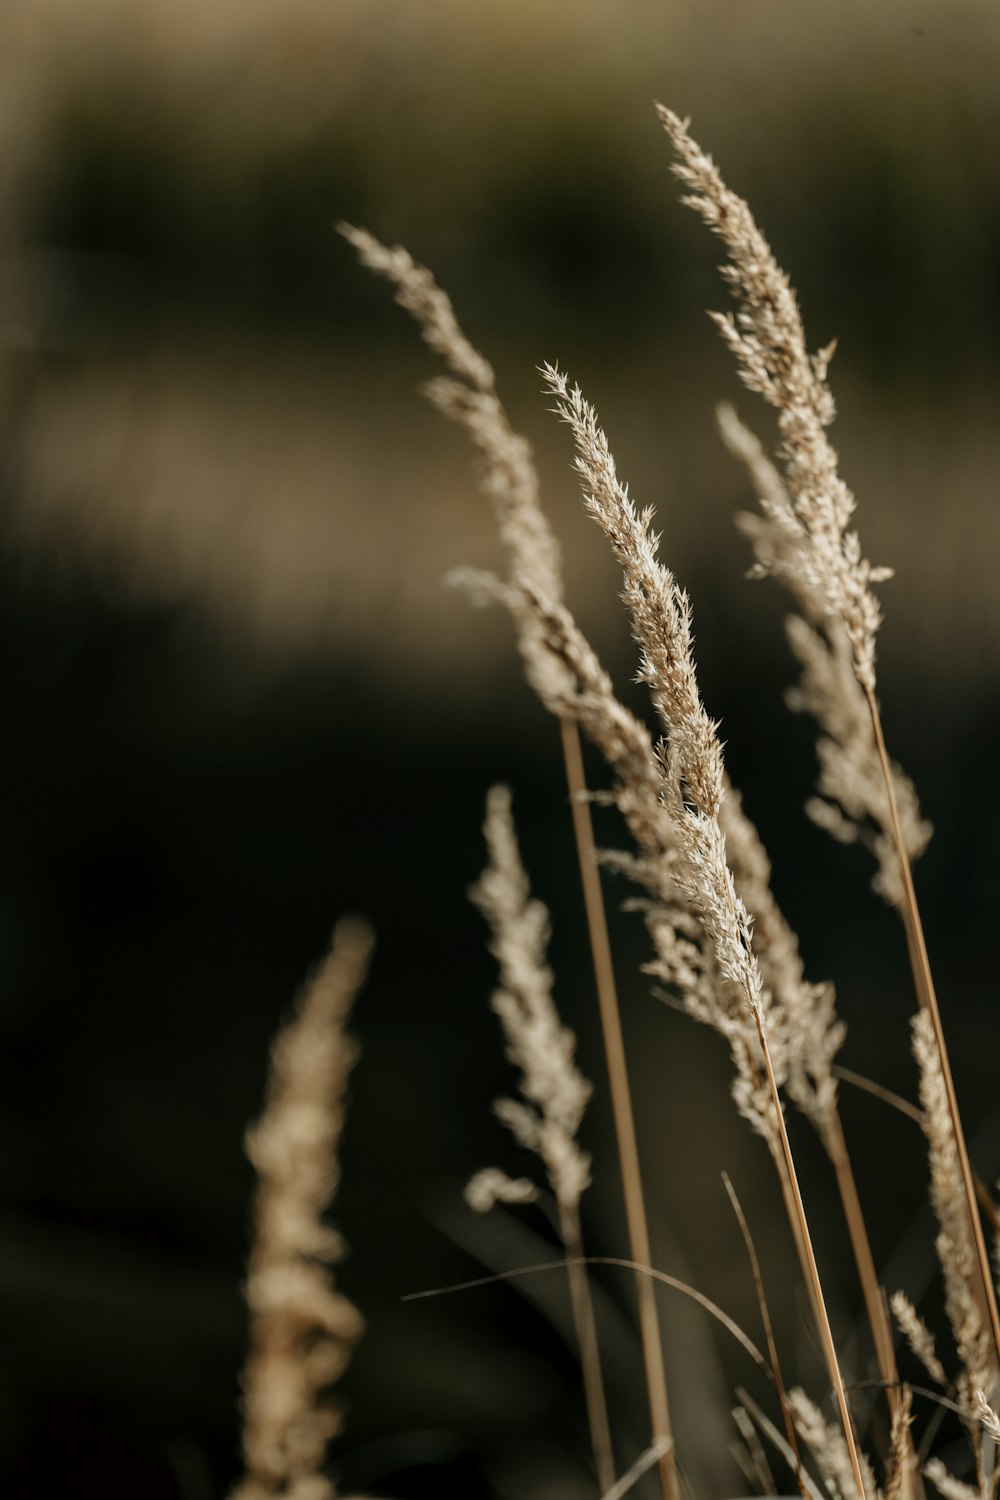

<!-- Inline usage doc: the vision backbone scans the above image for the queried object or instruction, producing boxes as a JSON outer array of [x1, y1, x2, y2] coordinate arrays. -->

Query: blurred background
[[2, 1, 1000, 1496]]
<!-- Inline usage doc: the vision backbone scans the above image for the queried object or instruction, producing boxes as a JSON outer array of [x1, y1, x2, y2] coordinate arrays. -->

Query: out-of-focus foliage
[[2, 0, 999, 689]]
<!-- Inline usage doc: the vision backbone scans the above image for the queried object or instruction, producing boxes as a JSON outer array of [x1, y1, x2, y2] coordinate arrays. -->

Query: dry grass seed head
[[657, 106, 891, 695], [788, 1386, 878, 1500], [232, 917, 372, 1500], [912, 1010, 991, 1419], [704, 199, 931, 913], [338, 223, 569, 709], [891, 1290, 949, 1392], [345, 218, 848, 1159], [883, 1386, 915, 1500], [467, 784, 592, 1214], [542, 361, 764, 1025], [923, 1460, 982, 1500]]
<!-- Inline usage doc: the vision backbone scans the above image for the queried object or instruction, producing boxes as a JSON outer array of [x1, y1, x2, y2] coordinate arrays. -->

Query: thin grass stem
[[559, 714, 680, 1500], [751, 1007, 869, 1500], [823, 1112, 903, 1409], [737, 1387, 828, 1500], [599, 1439, 672, 1500], [832, 1066, 924, 1127], [723, 1172, 808, 1500], [823, 1112, 925, 1500], [559, 1202, 617, 1494], [865, 685, 1000, 1385], [405, 1253, 770, 1374]]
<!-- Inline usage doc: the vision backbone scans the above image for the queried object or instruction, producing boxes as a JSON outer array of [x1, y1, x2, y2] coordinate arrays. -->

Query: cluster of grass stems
[[227, 110, 1000, 1500]]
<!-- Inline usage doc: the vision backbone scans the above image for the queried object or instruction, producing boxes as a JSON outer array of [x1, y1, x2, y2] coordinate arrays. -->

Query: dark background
[[2, 2, 1000, 1496]]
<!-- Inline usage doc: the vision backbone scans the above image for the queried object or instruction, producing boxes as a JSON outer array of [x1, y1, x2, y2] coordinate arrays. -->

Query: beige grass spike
[[468, 784, 615, 1494], [543, 360, 868, 1500], [658, 99, 1000, 1394], [231, 916, 371, 1500], [340, 222, 680, 1500]]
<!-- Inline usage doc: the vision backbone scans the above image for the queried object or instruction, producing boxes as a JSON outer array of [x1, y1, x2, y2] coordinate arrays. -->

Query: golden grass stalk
[[466, 784, 615, 1494], [543, 360, 868, 1500], [874, 714, 1000, 1393], [658, 98, 999, 1449], [341, 218, 900, 1495], [558, 715, 677, 1500], [340, 222, 680, 1500], [599, 1438, 673, 1500], [231, 917, 371, 1500], [717, 398, 914, 1464], [336, 221, 567, 701]]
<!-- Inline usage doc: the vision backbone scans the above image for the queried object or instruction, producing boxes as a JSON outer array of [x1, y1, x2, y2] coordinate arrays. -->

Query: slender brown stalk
[[341, 229, 676, 1494], [599, 1439, 673, 1500], [975, 1176, 1000, 1241], [752, 1005, 869, 1500], [559, 1202, 616, 1495], [467, 784, 615, 1494], [866, 684, 1000, 1385], [657, 109, 986, 1483], [824, 1111, 902, 1409], [548, 362, 863, 1497], [560, 714, 679, 1500], [833, 1065, 924, 1126], [823, 1112, 924, 1500], [737, 1388, 828, 1500], [772, 1119, 923, 1500], [723, 1172, 808, 1500]]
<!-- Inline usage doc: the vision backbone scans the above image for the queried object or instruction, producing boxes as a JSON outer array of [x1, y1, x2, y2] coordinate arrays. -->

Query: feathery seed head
[[468, 785, 593, 1214], [233, 917, 371, 1500], [657, 107, 890, 694]]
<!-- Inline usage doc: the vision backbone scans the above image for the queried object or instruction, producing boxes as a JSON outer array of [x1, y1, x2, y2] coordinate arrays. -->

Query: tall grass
[[231, 111, 1000, 1500]]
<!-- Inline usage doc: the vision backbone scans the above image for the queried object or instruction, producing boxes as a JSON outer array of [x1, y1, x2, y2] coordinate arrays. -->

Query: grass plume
[[231, 918, 371, 1500], [328, 108, 1000, 1500], [542, 359, 868, 1500], [340, 220, 680, 1500], [466, 784, 614, 1493]]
